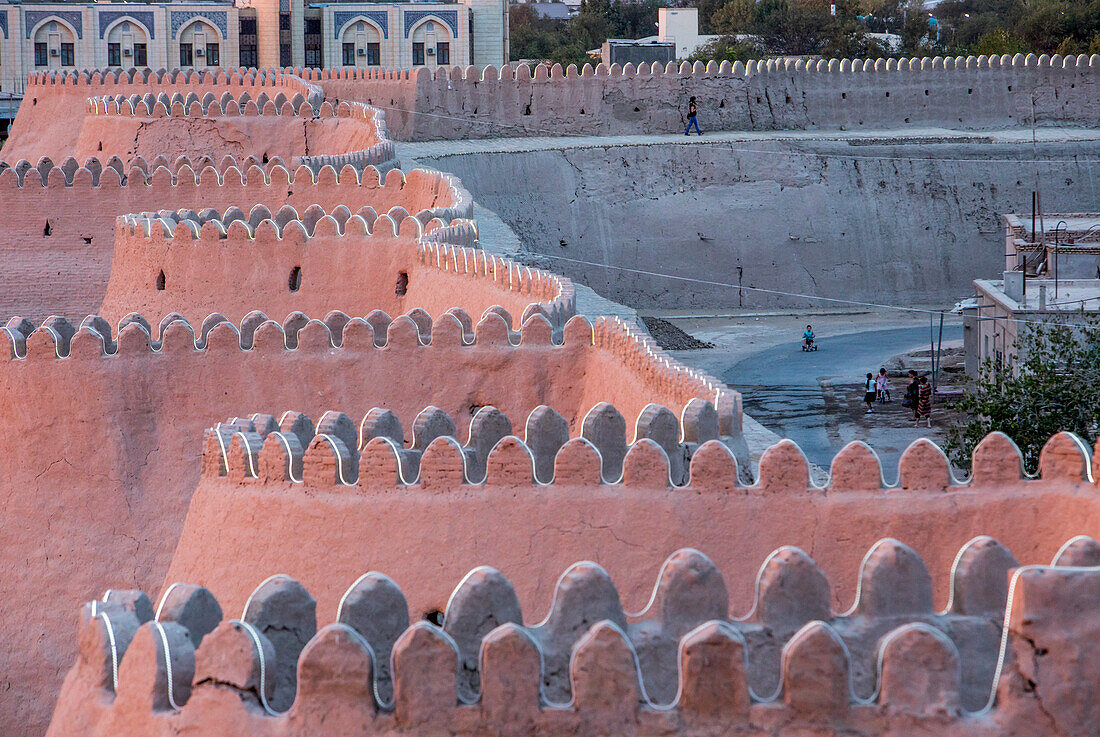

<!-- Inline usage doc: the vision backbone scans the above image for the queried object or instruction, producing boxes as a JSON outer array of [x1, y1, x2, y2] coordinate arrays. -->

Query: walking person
[[915, 375, 933, 427], [863, 372, 876, 414], [684, 96, 702, 136], [903, 370, 918, 414], [876, 368, 890, 403]]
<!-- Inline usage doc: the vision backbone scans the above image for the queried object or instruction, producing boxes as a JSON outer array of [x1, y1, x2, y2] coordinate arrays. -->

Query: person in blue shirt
[[802, 324, 815, 348]]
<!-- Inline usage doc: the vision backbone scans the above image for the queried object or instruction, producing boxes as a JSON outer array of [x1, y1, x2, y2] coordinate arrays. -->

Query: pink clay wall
[[65, 114, 379, 167], [5, 72, 315, 162], [171, 434, 1100, 626], [0, 168, 460, 320], [0, 317, 723, 736], [97, 224, 556, 328]]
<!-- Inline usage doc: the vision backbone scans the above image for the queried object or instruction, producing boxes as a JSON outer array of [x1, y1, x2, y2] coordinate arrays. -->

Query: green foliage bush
[[945, 317, 1100, 474]]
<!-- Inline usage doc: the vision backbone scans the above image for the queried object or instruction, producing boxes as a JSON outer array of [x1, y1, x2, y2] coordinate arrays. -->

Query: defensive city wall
[[46, 531, 1100, 737], [1, 60, 1099, 737], [315, 54, 1100, 140]]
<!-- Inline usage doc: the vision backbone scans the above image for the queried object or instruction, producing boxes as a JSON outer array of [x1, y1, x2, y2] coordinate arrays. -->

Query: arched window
[[106, 19, 149, 68], [410, 18, 451, 67], [340, 20, 382, 67], [178, 19, 220, 68], [33, 20, 77, 69]]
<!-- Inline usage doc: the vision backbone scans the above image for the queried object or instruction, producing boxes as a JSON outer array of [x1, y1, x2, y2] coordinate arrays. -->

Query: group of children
[[863, 368, 933, 426]]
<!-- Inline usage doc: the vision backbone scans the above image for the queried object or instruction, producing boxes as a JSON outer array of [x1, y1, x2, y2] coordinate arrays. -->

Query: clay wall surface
[[97, 208, 566, 328], [0, 311, 732, 737], [0, 164, 462, 321], [423, 139, 1100, 309], [318, 55, 1100, 141], [171, 426, 1099, 637], [5, 68, 322, 162], [46, 535, 1100, 736]]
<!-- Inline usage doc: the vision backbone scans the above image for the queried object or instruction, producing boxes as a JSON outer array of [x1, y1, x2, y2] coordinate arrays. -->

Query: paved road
[[723, 323, 963, 477]]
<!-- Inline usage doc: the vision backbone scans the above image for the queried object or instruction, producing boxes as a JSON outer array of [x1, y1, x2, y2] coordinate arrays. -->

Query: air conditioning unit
[[123, 48, 133, 57], [196, 48, 206, 57], [427, 47, 435, 56], [357, 48, 366, 56], [49, 48, 60, 57]]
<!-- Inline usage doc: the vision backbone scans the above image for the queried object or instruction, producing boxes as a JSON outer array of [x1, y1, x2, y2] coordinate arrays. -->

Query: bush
[[945, 317, 1100, 473]]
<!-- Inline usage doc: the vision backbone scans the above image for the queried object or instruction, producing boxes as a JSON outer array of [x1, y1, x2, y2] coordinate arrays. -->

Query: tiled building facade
[[0, 0, 507, 93]]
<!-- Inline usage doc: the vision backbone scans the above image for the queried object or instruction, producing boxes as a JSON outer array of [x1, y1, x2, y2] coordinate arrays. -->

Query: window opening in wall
[[108, 42, 121, 67], [43, 220, 52, 236], [367, 42, 380, 66], [206, 43, 220, 66], [134, 43, 147, 66], [395, 271, 408, 296], [412, 42, 425, 66], [60, 43, 75, 67], [262, 152, 269, 164], [156, 270, 165, 290], [97, 142, 103, 152], [343, 42, 356, 66], [239, 16, 258, 67], [423, 609, 445, 626], [279, 12, 292, 66], [34, 43, 48, 67], [436, 42, 449, 65], [304, 17, 323, 67], [180, 43, 193, 66], [289, 266, 302, 292]]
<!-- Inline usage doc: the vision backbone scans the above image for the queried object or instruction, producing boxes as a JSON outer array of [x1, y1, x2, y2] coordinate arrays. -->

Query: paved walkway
[[397, 125, 1100, 159]]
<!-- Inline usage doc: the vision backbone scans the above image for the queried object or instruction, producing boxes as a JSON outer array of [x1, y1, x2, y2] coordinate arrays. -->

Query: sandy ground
[[647, 308, 966, 480]]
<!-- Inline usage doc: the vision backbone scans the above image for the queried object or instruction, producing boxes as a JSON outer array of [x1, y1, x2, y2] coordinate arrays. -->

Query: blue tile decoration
[[25, 10, 84, 39], [170, 10, 227, 39], [97, 10, 155, 40], [334, 10, 388, 39], [403, 9, 457, 38]]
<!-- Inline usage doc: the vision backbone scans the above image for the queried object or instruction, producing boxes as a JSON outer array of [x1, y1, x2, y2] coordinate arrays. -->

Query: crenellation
[[52, 536, 1100, 734]]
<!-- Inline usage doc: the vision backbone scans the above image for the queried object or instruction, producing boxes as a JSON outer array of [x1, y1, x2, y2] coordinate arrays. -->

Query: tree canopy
[[945, 317, 1100, 474], [509, 0, 1100, 64]]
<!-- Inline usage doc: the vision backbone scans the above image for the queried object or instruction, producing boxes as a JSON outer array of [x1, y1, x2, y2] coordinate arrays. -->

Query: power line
[[536, 252, 1092, 327]]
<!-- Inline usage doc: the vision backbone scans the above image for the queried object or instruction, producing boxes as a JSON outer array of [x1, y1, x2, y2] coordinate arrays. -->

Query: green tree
[[944, 317, 1100, 473], [710, 0, 756, 34], [689, 36, 763, 62], [969, 28, 1030, 55]]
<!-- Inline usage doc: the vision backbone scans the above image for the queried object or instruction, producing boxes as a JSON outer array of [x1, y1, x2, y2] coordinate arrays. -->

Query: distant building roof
[[530, 2, 570, 19]]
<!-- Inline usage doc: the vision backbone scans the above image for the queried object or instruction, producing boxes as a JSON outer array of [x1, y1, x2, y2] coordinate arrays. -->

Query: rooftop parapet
[[50, 541, 1100, 736]]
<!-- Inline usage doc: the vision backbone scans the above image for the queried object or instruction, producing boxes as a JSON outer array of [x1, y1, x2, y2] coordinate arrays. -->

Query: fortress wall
[[45, 433, 1100, 737], [423, 139, 1100, 309], [171, 428, 1100, 625], [67, 113, 385, 173], [8, 68, 320, 162], [0, 310, 729, 736], [0, 165, 465, 320], [317, 55, 1100, 140], [97, 214, 567, 328]]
